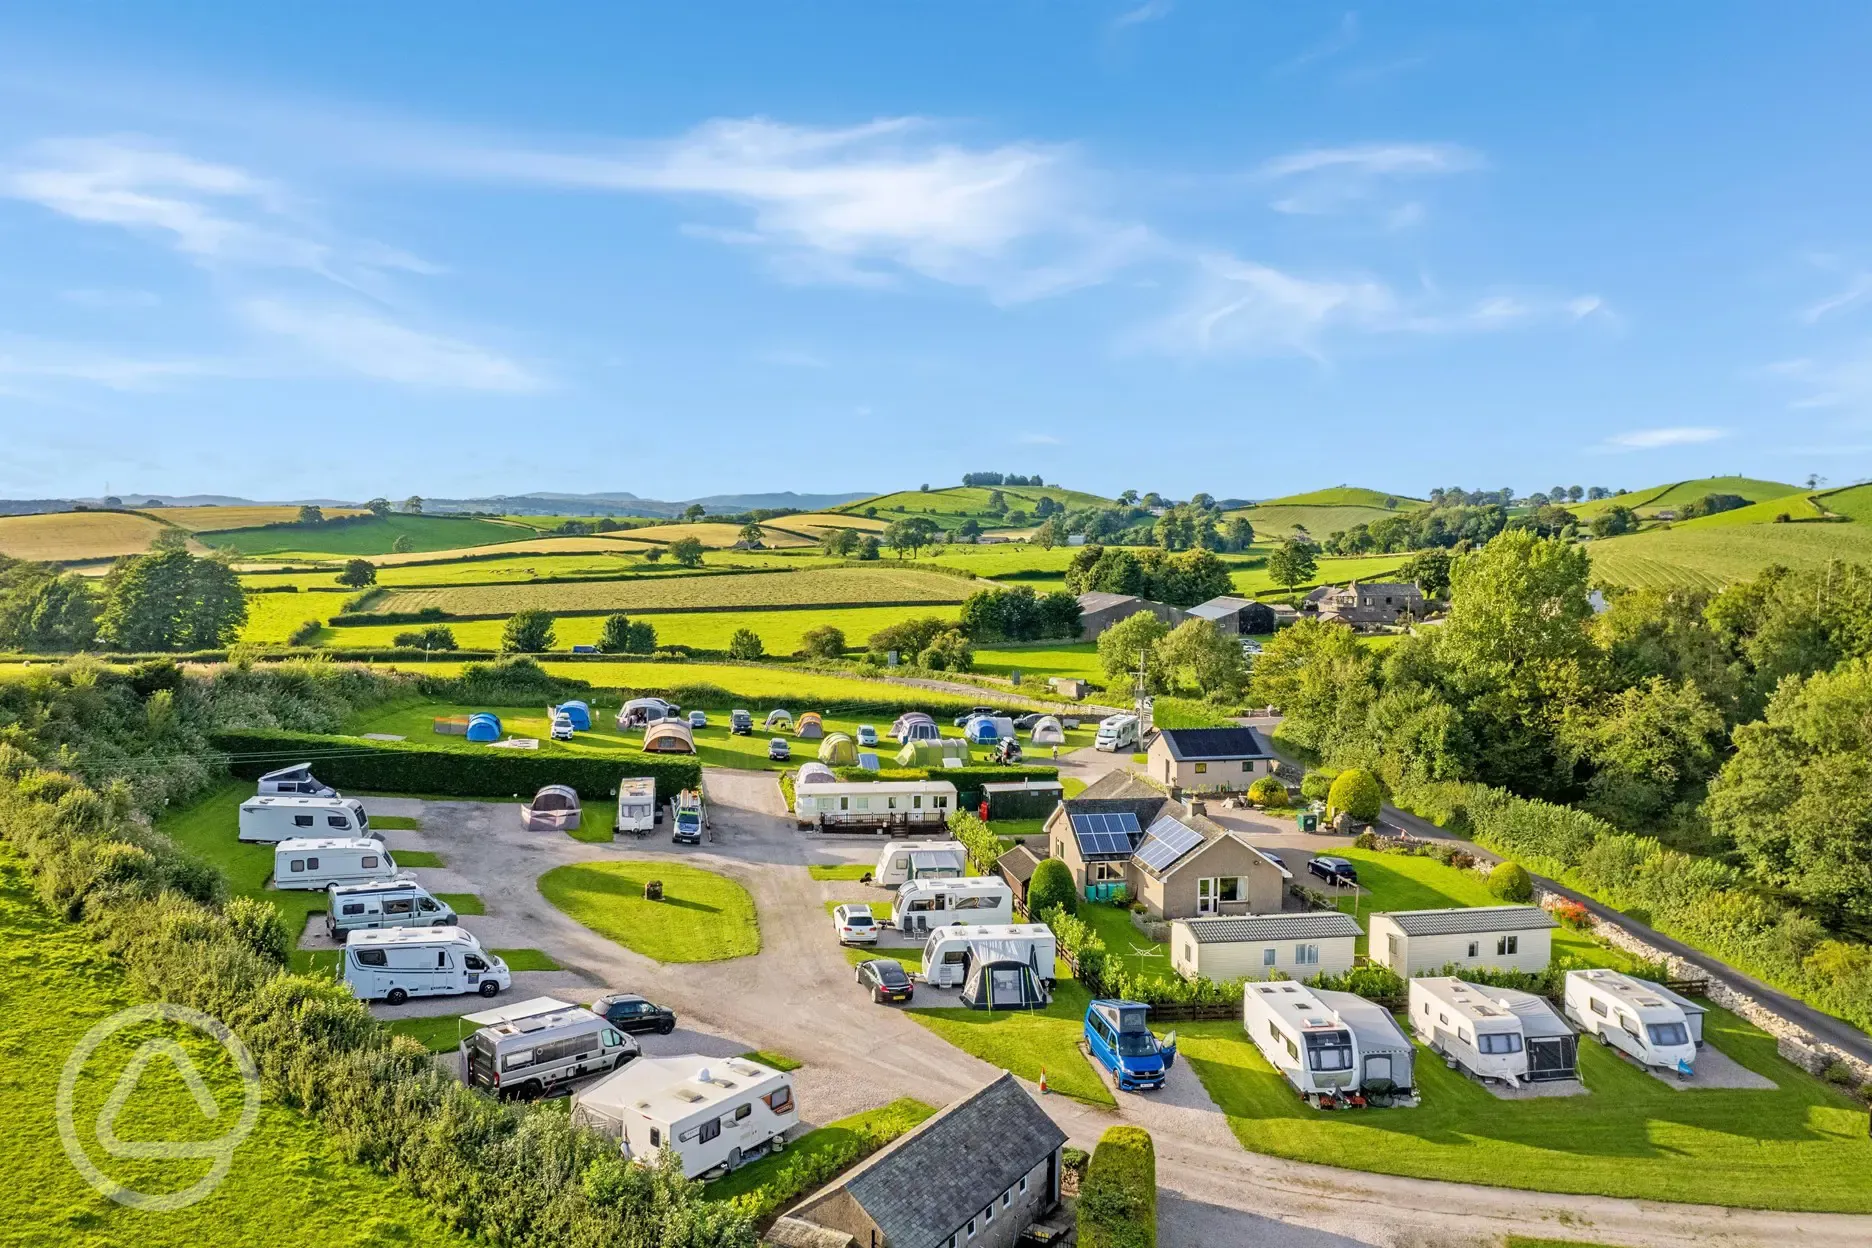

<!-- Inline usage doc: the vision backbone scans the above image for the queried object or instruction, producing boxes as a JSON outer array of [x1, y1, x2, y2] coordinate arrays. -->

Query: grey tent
[[521, 784, 582, 832], [891, 711, 936, 742], [1312, 987, 1414, 1098], [1028, 716, 1066, 746], [795, 761, 838, 786], [765, 709, 794, 729], [959, 958, 1051, 1011]]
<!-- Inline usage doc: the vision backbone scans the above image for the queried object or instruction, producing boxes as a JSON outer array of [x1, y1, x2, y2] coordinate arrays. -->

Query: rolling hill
[[1589, 520, 1872, 591], [1225, 486, 1426, 540], [835, 485, 1115, 530], [200, 513, 534, 557], [1569, 477, 1801, 520], [0, 510, 170, 562]]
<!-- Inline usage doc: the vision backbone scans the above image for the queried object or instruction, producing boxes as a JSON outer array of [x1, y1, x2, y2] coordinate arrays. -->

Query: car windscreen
[[875, 963, 909, 985], [1646, 1022, 1690, 1047], [1116, 1031, 1158, 1057], [844, 913, 875, 926]]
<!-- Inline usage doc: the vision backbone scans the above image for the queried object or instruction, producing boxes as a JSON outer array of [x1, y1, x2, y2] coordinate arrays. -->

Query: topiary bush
[[1027, 857, 1077, 918], [1326, 768, 1382, 823], [1247, 775, 1288, 807], [1487, 860, 1534, 903]]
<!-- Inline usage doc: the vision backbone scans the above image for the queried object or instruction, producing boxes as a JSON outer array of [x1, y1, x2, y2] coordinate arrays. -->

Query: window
[[913, 795, 922, 809], [734, 1103, 752, 1121], [1467, 941, 1479, 958], [1387, 934, 1400, 962], [437, 951, 449, 968], [1262, 946, 1277, 967], [327, 815, 349, 828], [763, 1086, 793, 1115], [293, 814, 314, 827], [649, 1126, 661, 1147], [1055, 841, 1064, 857], [1438, 1012, 1449, 1025], [699, 1119, 720, 1143], [362, 855, 379, 869], [967, 1218, 977, 1238], [603, 1030, 622, 1046], [290, 858, 306, 873], [355, 949, 387, 966], [1019, 1175, 1028, 1194], [984, 1203, 994, 1224], [888, 796, 898, 809], [1647, 1022, 1690, 1047], [384, 899, 412, 915], [504, 1049, 536, 1071], [1217, 876, 1242, 903], [1477, 1033, 1523, 1055], [1002, 1190, 1011, 1208], [1589, 998, 1609, 1018], [465, 955, 486, 971], [936, 796, 949, 808], [1497, 935, 1519, 956], [1268, 1021, 1280, 1042], [342, 903, 364, 916], [306, 857, 320, 870], [1458, 1028, 1472, 1045], [1284, 1036, 1299, 1060], [1194, 762, 1207, 774], [1294, 943, 1320, 965]]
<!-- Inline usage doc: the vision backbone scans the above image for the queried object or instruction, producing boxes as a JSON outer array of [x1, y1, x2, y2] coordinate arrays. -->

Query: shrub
[[1327, 768, 1381, 822], [335, 558, 377, 588], [1246, 775, 1288, 807], [1028, 858, 1077, 918], [1487, 861, 1534, 902], [286, 619, 322, 646], [948, 812, 1002, 874], [727, 628, 765, 660], [1307, 963, 1405, 999], [392, 624, 457, 651], [1300, 770, 1334, 802], [1823, 1060, 1856, 1086], [501, 609, 556, 653], [1079, 1126, 1156, 1248]]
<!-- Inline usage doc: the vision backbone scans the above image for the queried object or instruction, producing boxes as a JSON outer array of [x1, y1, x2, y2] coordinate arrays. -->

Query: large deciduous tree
[[1265, 539, 1318, 592], [1096, 610, 1170, 691], [501, 610, 556, 653], [97, 551, 247, 651], [1155, 618, 1246, 699], [0, 564, 99, 651]]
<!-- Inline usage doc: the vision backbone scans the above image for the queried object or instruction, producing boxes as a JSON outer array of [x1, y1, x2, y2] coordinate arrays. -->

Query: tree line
[[0, 551, 247, 652]]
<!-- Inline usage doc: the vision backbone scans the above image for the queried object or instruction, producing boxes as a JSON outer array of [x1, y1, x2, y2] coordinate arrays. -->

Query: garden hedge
[[1078, 1126, 1156, 1248]]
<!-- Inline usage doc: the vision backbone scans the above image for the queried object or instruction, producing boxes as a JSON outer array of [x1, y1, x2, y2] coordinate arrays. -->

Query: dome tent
[[465, 712, 502, 743], [895, 738, 970, 768], [765, 709, 793, 729], [642, 721, 696, 754], [795, 712, 825, 740], [963, 716, 1002, 745], [1029, 716, 1065, 746], [552, 700, 592, 732], [959, 958, 1051, 1011], [521, 784, 582, 831], [795, 761, 837, 786], [817, 733, 857, 766]]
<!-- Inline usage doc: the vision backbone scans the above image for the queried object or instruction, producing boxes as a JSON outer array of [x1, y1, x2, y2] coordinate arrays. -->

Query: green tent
[[818, 733, 858, 766], [895, 737, 970, 768]]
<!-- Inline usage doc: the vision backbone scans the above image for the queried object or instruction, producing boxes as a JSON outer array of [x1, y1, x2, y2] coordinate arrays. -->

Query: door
[[1196, 878, 1216, 916]]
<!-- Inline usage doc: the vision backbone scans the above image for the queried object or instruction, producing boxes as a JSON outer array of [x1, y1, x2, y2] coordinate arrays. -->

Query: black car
[[1011, 712, 1047, 731], [855, 958, 915, 1004], [952, 706, 1000, 727], [592, 992, 678, 1035], [1307, 856, 1359, 886]]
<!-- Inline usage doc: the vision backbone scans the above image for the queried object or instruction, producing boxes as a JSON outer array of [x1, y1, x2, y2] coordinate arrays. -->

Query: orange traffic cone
[[1039, 1069, 1049, 1094]]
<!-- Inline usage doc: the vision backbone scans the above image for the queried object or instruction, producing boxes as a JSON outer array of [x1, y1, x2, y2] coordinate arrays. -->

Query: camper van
[[729, 709, 754, 735], [671, 789, 706, 845], [325, 880, 457, 938], [921, 924, 1058, 989], [1408, 977, 1535, 1084], [793, 780, 956, 832], [1084, 999, 1177, 1092], [873, 840, 968, 887], [256, 763, 337, 797], [1094, 714, 1139, 752], [342, 927, 511, 1004], [238, 795, 375, 843], [615, 777, 657, 835], [462, 997, 639, 1099], [272, 838, 402, 891], [1563, 968, 1702, 1075], [893, 877, 1014, 933], [571, 1055, 798, 1178]]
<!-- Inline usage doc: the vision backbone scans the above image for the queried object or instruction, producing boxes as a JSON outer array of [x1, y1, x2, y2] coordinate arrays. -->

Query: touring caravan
[[1242, 981, 1359, 1100], [272, 838, 402, 891], [873, 840, 968, 886], [325, 880, 457, 938], [1094, 714, 1139, 752], [921, 924, 1057, 989], [615, 777, 657, 835], [571, 1054, 798, 1178], [893, 877, 1015, 933], [342, 927, 511, 1004], [1408, 977, 1545, 1085], [796, 781, 957, 833], [462, 997, 638, 1099], [238, 795, 374, 843], [1563, 968, 1702, 1075], [256, 763, 337, 797]]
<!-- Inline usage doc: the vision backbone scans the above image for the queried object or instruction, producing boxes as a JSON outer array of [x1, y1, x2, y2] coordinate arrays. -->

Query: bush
[[1327, 768, 1382, 822], [727, 628, 765, 660], [1028, 857, 1076, 918], [1823, 1060, 1856, 1086], [286, 619, 322, 646], [1300, 770, 1334, 802], [797, 625, 847, 659], [948, 812, 1002, 874], [1487, 860, 1534, 902], [1079, 1125, 1156, 1248], [392, 624, 457, 651], [1247, 775, 1288, 807]]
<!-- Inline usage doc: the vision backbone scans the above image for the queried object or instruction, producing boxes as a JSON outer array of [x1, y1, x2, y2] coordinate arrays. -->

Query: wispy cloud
[[1600, 426, 1727, 452], [1111, 0, 1174, 32], [1765, 346, 1872, 414], [241, 299, 545, 392], [1274, 12, 1360, 75], [1801, 272, 1872, 323], [1255, 141, 1480, 218], [0, 338, 243, 390]]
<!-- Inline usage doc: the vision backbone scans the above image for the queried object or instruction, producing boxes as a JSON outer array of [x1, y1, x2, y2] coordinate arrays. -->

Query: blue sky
[[2, 2, 1870, 503]]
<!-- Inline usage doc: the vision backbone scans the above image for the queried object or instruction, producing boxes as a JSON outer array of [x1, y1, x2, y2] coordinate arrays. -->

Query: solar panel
[[1135, 815, 1203, 872], [1070, 811, 1141, 857]]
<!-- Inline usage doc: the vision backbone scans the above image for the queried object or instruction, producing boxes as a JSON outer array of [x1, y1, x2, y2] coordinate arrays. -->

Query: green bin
[[1296, 810, 1320, 833]]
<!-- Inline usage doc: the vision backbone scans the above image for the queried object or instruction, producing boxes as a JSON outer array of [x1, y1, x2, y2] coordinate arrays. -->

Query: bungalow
[[1186, 595, 1277, 637], [1146, 726, 1275, 794], [1170, 911, 1363, 981], [1074, 591, 1188, 638], [1303, 581, 1427, 631], [1368, 905, 1556, 976]]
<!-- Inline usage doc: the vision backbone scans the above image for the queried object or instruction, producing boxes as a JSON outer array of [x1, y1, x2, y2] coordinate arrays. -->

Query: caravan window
[[935, 795, 949, 808], [764, 1086, 793, 1115], [362, 855, 379, 869], [1497, 935, 1519, 955], [294, 815, 314, 827], [306, 857, 319, 870], [342, 903, 365, 916], [954, 895, 994, 911], [1589, 997, 1608, 1017], [734, 1103, 751, 1121], [1647, 1022, 1690, 1047], [355, 949, 387, 966], [1262, 947, 1277, 967], [1477, 1033, 1523, 1055], [913, 795, 923, 809], [503, 1050, 537, 1072], [436, 951, 449, 968], [942, 951, 968, 966], [327, 815, 350, 829], [649, 1127, 661, 1147], [698, 1119, 720, 1144]]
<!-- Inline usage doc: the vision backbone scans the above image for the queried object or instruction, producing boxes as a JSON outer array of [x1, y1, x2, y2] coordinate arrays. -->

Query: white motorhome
[[325, 880, 457, 938], [342, 927, 511, 1004], [1563, 968, 1702, 1075], [921, 924, 1057, 989], [272, 838, 401, 891], [1241, 981, 1359, 1099], [571, 1054, 798, 1178], [461, 996, 639, 1099], [1408, 977, 1538, 1085], [238, 795, 375, 843], [1094, 714, 1139, 752], [256, 763, 337, 797], [615, 777, 657, 835], [893, 877, 1015, 934], [794, 780, 956, 832], [873, 840, 968, 887]]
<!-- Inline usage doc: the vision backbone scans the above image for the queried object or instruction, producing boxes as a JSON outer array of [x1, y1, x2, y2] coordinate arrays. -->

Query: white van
[[615, 777, 657, 835], [1563, 968, 1702, 1075], [873, 840, 968, 887], [326, 880, 457, 938], [239, 795, 375, 843], [343, 927, 511, 1004], [894, 877, 1014, 934], [921, 924, 1057, 988], [273, 838, 402, 891], [1094, 714, 1139, 752], [462, 997, 639, 1099]]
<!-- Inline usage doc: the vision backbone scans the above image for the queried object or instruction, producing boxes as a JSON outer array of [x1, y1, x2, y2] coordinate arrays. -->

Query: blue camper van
[[1084, 999, 1177, 1092]]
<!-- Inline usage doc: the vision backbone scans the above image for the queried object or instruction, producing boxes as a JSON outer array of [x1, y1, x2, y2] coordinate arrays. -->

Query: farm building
[[1146, 726, 1276, 794], [1074, 591, 1188, 638], [1368, 905, 1556, 976], [641, 721, 696, 754], [980, 778, 1064, 820], [1170, 911, 1362, 981], [464, 712, 502, 743], [1303, 581, 1428, 631], [1187, 595, 1277, 636], [818, 733, 857, 766], [1267, 603, 1300, 628]]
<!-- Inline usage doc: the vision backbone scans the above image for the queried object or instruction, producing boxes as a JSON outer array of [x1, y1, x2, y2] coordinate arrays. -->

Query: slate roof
[[1176, 912, 1364, 943], [1156, 726, 1272, 762], [995, 843, 1043, 886], [1075, 591, 1141, 615], [1377, 905, 1556, 937], [826, 1073, 1065, 1248], [763, 1219, 855, 1248]]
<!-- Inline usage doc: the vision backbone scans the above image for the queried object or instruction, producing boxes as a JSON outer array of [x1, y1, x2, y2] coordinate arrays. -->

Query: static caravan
[[893, 877, 1014, 933], [873, 839, 968, 886], [238, 795, 374, 843], [1563, 968, 1701, 1075], [571, 1055, 798, 1178], [1368, 905, 1556, 977], [921, 923, 1057, 989], [1241, 981, 1360, 1100], [795, 780, 957, 834], [256, 763, 337, 797], [342, 927, 511, 1004], [1409, 977, 1552, 1085], [462, 997, 637, 1099], [325, 880, 456, 938], [615, 777, 657, 835], [273, 838, 402, 891], [1170, 912, 1363, 983]]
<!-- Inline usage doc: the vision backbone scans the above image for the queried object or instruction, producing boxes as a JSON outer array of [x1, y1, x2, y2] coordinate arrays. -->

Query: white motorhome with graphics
[[325, 880, 457, 938], [920, 924, 1057, 988], [256, 763, 337, 797], [342, 927, 510, 1004], [571, 1054, 798, 1178], [462, 997, 639, 1099], [239, 795, 374, 843], [615, 777, 657, 835], [1094, 714, 1139, 752], [1407, 977, 1539, 1085], [273, 838, 402, 891], [1563, 968, 1702, 1075], [893, 877, 1014, 933]]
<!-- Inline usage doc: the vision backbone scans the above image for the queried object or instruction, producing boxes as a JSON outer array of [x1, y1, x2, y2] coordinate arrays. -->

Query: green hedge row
[[1078, 1126, 1156, 1248], [828, 764, 1059, 808], [329, 607, 449, 626], [212, 729, 700, 800], [332, 597, 974, 626]]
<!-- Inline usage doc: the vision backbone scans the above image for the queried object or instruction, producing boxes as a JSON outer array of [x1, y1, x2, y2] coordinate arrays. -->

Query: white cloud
[[1256, 141, 1480, 218], [0, 339, 241, 390], [1801, 272, 1872, 323], [1112, 1, 1174, 31], [1600, 426, 1727, 451], [242, 299, 544, 392]]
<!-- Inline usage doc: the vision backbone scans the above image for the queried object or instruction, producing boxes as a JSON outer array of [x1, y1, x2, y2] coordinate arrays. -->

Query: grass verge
[[538, 859, 759, 962], [705, 1098, 936, 1224], [739, 1050, 803, 1072], [908, 980, 1113, 1107]]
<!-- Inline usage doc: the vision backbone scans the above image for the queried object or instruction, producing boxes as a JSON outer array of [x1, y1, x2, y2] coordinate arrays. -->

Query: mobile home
[[1368, 906, 1556, 977], [325, 880, 457, 938], [1241, 981, 1359, 1100], [893, 877, 1014, 933], [1563, 968, 1701, 1075], [1409, 977, 1558, 1085], [571, 1054, 798, 1178], [614, 777, 657, 835], [342, 927, 511, 1004], [272, 838, 402, 890], [794, 780, 956, 832], [238, 795, 374, 843], [462, 996, 638, 1099], [256, 763, 337, 797], [873, 839, 968, 886], [921, 923, 1057, 989]]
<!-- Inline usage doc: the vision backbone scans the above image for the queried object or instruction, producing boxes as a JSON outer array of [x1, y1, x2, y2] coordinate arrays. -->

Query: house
[[1303, 581, 1427, 631], [1039, 771, 1289, 919], [1146, 726, 1276, 794], [768, 1072, 1067, 1248], [1267, 603, 1301, 629], [1170, 911, 1362, 981], [1367, 905, 1556, 976], [1075, 591, 1188, 638], [994, 843, 1044, 909], [1186, 595, 1277, 637]]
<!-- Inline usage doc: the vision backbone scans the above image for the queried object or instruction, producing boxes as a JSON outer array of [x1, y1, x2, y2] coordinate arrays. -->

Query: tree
[[1400, 549, 1454, 599], [728, 628, 765, 660], [502, 610, 556, 652], [1153, 548, 1232, 607], [336, 558, 377, 588], [0, 568, 98, 651], [1155, 618, 1246, 698], [956, 518, 982, 542], [1590, 505, 1638, 538], [1327, 768, 1382, 822], [97, 551, 246, 651], [1118, 489, 1139, 506], [797, 625, 847, 659], [819, 527, 861, 557], [986, 489, 1007, 515], [391, 534, 414, 553], [1039, 590, 1083, 639], [402, 496, 423, 514], [627, 620, 658, 652], [366, 497, 392, 518], [297, 504, 324, 525], [738, 520, 764, 547], [857, 536, 881, 561], [1224, 515, 1255, 551], [1033, 516, 1065, 549], [884, 516, 939, 558], [641, 546, 664, 563], [598, 613, 634, 654], [920, 483, 930, 492], [917, 628, 973, 672], [1265, 539, 1318, 592], [1027, 857, 1076, 917], [867, 616, 951, 660], [1487, 861, 1533, 903], [1560, 676, 1724, 830], [1097, 610, 1170, 691], [669, 536, 705, 568], [392, 624, 457, 650], [150, 527, 189, 553], [683, 503, 706, 523]]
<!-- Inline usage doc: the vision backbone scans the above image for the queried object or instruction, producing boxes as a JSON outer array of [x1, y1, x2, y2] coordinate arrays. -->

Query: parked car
[[688, 710, 708, 729], [591, 992, 678, 1035], [1260, 851, 1285, 870], [550, 713, 575, 741], [952, 706, 999, 727], [833, 903, 880, 945], [855, 724, 879, 747], [768, 737, 791, 761], [1012, 712, 1047, 730], [1307, 856, 1358, 886], [855, 958, 915, 1004], [730, 709, 753, 735]]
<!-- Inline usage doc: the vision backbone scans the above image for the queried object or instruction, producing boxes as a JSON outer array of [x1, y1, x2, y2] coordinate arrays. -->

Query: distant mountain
[[0, 488, 875, 520]]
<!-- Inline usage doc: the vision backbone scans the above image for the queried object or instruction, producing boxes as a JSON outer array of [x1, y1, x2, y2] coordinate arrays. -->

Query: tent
[[465, 713, 502, 743], [901, 720, 940, 743], [891, 712, 936, 742], [765, 709, 793, 730], [896, 738, 970, 768], [795, 712, 825, 740], [795, 761, 838, 786], [963, 716, 1001, 745], [618, 698, 672, 729], [521, 784, 582, 831], [817, 733, 857, 766], [959, 958, 1051, 1011], [552, 701, 592, 732], [642, 721, 696, 754], [1029, 716, 1065, 746]]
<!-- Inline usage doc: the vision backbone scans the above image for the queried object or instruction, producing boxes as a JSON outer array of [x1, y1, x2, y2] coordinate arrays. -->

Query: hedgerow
[[1078, 1126, 1156, 1248]]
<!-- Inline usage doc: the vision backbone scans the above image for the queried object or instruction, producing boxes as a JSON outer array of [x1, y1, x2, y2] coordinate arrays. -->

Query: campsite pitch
[[537, 859, 760, 963]]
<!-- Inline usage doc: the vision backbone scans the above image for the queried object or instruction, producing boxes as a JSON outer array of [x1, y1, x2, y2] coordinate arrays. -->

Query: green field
[[1253, 487, 1428, 509], [322, 604, 962, 653], [1669, 493, 1825, 528], [1589, 521, 1872, 590], [366, 566, 971, 618], [970, 642, 1104, 685], [241, 551, 670, 590], [157, 784, 327, 938], [238, 588, 351, 643], [1226, 503, 1418, 540], [1568, 477, 1799, 521], [908, 979, 1113, 1106], [1229, 551, 1413, 598], [536, 860, 760, 962], [204, 514, 534, 557], [836, 485, 1114, 530], [1815, 481, 1872, 521]]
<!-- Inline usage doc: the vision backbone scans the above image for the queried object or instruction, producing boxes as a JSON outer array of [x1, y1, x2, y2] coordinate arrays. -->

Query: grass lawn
[[908, 980, 1113, 1107], [371, 814, 422, 830], [435, 892, 485, 915], [844, 946, 922, 973], [392, 850, 446, 867], [158, 783, 326, 937], [739, 1050, 803, 1072], [971, 642, 1104, 685], [237, 587, 352, 643], [807, 863, 876, 881], [387, 1014, 476, 1053], [988, 817, 1048, 842], [1076, 899, 1172, 977], [704, 1097, 935, 1219], [567, 823, 615, 843], [492, 947, 561, 971], [537, 860, 759, 962], [1180, 1001, 1872, 1212]]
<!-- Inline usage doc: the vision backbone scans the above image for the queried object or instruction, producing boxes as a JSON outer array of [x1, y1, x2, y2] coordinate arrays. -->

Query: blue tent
[[554, 700, 592, 731], [465, 712, 502, 743], [964, 716, 1001, 744]]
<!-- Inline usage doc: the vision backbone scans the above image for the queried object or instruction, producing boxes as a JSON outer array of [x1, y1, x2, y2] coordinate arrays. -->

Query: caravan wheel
[[385, 988, 408, 1006]]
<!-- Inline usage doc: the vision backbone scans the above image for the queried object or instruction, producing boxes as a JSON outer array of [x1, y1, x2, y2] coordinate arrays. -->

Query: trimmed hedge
[[329, 607, 448, 626], [212, 729, 700, 800], [1079, 1126, 1156, 1248]]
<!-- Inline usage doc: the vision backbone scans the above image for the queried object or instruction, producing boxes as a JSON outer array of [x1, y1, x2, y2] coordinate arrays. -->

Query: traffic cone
[[1039, 1068, 1049, 1094]]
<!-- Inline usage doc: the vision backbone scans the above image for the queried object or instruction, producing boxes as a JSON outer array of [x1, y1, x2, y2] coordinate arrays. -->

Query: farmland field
[[496, 514, 662, 533], [1816, 482, 1872, 521], [914, 543, 1079, 579], [1589, 521, 1872, 589], [609, 521, 813, 547], [203, 513, 534, 556], [354, 534, 659, 565], [0, 510, 170, 561], [1229, 551, 1412, 598], [239, 587, 352, 643], [1671, 494, 1824, 527], [971, 642, 1104, 685], [774, 511, 889, 533], [1569, 476, 1799, 520], [322, 603, 961, 652], [365, 566, 972, 617], [149, 505, 367, 531], [241, 550, 666, 590], [1252, 486, 1427, 509], [1226, 503, 1414, 540]]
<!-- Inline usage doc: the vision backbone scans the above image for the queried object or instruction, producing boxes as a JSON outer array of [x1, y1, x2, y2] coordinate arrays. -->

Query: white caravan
[[572, 1054, 798, 1178], [1563, 968, 1702, 1075], [325, 880, 458, 938], [794, 780, 957, 832], [238, 795, 375, 843], [1094, 714, 1139, 752], [461, 997, 638, 1099], [1241, 981, 1359, 1099], [921, 924, 1058, 989], [1408, 977, 1539, 1085], [273, 838, 402, 891], [615, 777, 657, 835], [342, 927, 511, 1004], [893, 877, 1015, 934], [256, 763, 337, 797], [873, 840, 968, 887]]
